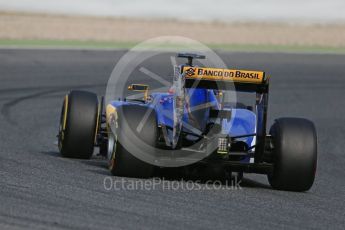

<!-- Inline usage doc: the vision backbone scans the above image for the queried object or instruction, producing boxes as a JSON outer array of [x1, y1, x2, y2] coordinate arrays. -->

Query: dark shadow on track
[[43, 151, 271, 189], [41, 151, 60, 158], [240, 178, 271, 189]]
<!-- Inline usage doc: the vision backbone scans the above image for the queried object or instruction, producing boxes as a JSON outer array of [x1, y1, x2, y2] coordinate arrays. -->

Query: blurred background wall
[[0, 0, 344, 50], [0, 0, 344, 24]]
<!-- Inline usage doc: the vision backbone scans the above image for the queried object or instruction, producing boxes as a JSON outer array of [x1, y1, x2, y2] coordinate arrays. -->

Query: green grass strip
[[0, 39, 345, 54]]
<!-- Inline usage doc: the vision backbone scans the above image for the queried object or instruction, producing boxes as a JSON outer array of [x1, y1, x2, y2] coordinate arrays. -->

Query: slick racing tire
[[108, 105, 156, 178], [267, 118, 317, 192], [58, 90, 99, 159]]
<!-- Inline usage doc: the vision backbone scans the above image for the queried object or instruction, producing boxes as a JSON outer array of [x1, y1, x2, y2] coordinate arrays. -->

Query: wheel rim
[[58, 95, 68, 151]]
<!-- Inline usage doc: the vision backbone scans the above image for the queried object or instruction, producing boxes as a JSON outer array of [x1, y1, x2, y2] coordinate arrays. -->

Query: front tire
[[268, 118, 317, 191], [58, 90, 99, 159]]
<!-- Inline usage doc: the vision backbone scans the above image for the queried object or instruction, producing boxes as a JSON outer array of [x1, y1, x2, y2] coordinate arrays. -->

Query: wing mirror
[[127, 84, 149, 101]]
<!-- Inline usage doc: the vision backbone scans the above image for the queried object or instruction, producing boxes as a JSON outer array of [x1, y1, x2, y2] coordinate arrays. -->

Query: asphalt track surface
[[0, 49, 344, 230]]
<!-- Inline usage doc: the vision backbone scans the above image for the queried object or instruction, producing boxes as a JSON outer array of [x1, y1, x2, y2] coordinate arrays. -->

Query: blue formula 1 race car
[[57, 53, 317, 192]]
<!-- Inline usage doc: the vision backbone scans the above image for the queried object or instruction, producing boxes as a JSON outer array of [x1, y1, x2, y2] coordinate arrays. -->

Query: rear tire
[[267, 118, 317, 191], [109, 105, 156, 178], [58, 90, 98, 159]]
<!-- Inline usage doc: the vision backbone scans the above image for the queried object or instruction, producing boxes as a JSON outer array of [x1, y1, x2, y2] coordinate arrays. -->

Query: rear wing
[[174, 54, 270, 163], [181, 66, 269, 93]]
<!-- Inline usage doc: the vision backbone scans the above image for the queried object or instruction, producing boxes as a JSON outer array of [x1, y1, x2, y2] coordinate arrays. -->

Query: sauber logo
[[182, 67, 265, 84]]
